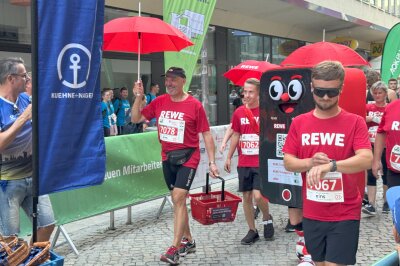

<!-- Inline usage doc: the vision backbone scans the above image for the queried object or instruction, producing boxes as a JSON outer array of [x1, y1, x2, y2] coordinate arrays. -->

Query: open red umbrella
[[224, 60, 280, 86], [280, 42, 370, 67], [103, 16, 194, 80]]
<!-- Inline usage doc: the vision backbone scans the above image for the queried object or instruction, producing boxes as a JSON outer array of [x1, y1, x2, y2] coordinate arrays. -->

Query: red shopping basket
[[190, 174, 242, 225]]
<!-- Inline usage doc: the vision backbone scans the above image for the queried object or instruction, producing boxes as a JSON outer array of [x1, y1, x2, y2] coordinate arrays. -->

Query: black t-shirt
[[232, 97, 243, 110]]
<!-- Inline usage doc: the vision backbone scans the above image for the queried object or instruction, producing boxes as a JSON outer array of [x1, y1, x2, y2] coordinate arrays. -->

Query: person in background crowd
[[283, 61, 372, 266], [387, 78, 399, 103], [363, 81, 389, 216], [372, 84, 400, 189], [146, 83, 160, 127], [232, 88, 244, 110], [106, 89, 117, 136], [0, 57, 55, 241], [365, 69, 381, 104], [101, 89, 111, 137], [224, 78, 275, 245], [131, 67, 219, 265], [113, 87, 131, 135]]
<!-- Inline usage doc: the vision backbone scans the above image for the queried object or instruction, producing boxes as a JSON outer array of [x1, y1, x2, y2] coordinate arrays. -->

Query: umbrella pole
[[138, 32, 141, 82], [137, 1, 141, 82]]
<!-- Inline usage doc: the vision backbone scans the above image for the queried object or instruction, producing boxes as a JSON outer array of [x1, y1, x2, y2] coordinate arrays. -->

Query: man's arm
[[372, 132, 386, 177], [224, 131, 240, 173], [0, 104, 32, 152], [219, 124, 233, 153], [306, 148, 372, 187], [131, 81, 147, 123], [202, 130, 219, 177]]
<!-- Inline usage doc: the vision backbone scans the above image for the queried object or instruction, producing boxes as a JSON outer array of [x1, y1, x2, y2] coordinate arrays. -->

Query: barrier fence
[[20, 125, 238, 245]]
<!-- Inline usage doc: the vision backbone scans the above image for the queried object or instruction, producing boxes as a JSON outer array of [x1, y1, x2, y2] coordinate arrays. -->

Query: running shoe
[[178, 237, 196, 256], [382, 201, 390, 213], [362, 204, 376, 215], [285, 219, 296, 232], [262, 215, 274, 240], [295, 229, 305, 259], [362, 194, 369, 206], [160, 246, 179, 265], [241, 229, 259, 245], [298, 255, 315, 266]]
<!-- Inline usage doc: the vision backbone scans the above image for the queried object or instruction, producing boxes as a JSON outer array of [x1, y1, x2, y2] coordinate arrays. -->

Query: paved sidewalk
[[52, 179, 395, 265]]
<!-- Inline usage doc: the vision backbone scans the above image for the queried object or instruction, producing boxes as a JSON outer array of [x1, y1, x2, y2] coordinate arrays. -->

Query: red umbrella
[[224, 60, 280, 86], [280, 42, 370, 67], [103, 16, 194, 80]]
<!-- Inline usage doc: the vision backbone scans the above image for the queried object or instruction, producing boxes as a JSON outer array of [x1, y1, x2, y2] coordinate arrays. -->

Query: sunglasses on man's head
[[312, 87, 341, 98]]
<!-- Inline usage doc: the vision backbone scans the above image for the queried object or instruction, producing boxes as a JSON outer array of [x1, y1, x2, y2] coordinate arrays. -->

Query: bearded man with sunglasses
[[282, 61, 372, 266]]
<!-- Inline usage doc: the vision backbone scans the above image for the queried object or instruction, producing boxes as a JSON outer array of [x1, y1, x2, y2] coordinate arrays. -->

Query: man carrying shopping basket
[[131, 67, 219, 265]]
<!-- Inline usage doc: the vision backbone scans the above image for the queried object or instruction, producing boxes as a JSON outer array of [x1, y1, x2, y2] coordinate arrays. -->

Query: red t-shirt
[[366, 104, 386, 143], [231, 106, 259, 167], [282, 110, 371, 221], [377, 100, 400, 173], [141, 94, 210, 168]]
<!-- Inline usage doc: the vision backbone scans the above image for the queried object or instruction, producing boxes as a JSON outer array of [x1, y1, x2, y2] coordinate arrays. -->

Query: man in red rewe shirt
[[283, 61, 372, 266], [132, 67, 219, 265], [224, 78, 274, 245], [373, 91, 400, 189]]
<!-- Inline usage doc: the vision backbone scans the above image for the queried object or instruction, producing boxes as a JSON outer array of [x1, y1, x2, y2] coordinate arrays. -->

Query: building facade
[[1, 0, 399, 124]]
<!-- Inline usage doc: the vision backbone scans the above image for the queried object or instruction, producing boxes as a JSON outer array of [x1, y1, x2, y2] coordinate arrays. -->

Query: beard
[[314, 97, 338, 111]]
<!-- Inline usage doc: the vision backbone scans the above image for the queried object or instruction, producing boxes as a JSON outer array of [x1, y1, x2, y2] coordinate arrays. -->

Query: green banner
[[381, 22, 400, 83], [21, 132, 167, 236], [163, 0, 216, 91]]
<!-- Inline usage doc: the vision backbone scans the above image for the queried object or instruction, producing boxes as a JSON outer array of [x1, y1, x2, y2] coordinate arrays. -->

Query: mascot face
[[268, 74, 305, 114]]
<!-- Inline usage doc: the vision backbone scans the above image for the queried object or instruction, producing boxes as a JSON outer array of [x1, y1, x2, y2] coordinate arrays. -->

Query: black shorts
[[387, 169, 400, 188], [162, 161, 196, 191], [367, 148, 387, 186], [237, 167, 260, 192], [303, 218, 360, 265]]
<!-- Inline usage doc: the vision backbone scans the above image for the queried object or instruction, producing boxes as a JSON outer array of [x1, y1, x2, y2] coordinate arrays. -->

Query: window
[[190, 64, 217, 126], [0, 0, 31, 45], [227, 29, 263, 65]]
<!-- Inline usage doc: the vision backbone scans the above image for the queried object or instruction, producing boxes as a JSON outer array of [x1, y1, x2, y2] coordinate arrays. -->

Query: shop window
[[227, 29, 263, 65], [0, 0, 31, 45], [190, 63, 217, 126]]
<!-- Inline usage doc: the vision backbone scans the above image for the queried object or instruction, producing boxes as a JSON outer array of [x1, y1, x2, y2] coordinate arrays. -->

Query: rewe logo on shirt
[[302, 133, 345, 147], [160, 111, 184, 120], [391, 121, 400, 130], [241, 117, 260, 125]]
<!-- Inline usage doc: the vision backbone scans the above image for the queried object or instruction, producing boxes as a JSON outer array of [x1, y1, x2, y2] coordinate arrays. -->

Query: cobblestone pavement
[[52, 179, 395, 265]]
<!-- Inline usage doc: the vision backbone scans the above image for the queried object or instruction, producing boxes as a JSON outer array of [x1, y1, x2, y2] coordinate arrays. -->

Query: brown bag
[[24, 241, 51, 266], [0, 237, 30, 266]]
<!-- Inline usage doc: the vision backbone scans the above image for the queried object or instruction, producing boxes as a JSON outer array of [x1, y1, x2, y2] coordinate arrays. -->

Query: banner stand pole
[[51, 225, 79, 255], [31, 0, 39, 244]]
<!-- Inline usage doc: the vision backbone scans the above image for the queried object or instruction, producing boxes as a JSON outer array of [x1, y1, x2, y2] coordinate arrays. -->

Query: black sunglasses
[[312, 87, 341, 98]]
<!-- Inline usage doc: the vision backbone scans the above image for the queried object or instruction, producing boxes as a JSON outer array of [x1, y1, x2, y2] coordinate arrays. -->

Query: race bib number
[[306, 172, 344, 203], [158, 118, 185, 144], [368, 126, 378, 143], [240, 134, 259, 155], [390, 145, 400, 171]]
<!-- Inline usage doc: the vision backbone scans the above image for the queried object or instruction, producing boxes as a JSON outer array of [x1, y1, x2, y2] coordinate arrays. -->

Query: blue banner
[[37, 0, 106, 195]]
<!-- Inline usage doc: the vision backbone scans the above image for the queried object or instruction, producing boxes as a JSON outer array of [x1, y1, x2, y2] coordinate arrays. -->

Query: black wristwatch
[[330, 159, 337, 172]]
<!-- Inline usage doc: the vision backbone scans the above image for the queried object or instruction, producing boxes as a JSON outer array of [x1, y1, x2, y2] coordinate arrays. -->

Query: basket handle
[[206, 173, 225, 201]]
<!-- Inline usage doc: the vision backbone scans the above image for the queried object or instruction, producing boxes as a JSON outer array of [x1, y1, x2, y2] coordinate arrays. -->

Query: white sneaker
[[298, 255, 315, 266]]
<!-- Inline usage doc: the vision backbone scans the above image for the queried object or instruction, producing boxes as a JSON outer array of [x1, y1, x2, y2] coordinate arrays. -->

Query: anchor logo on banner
[[57, 43, 91, 89]]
